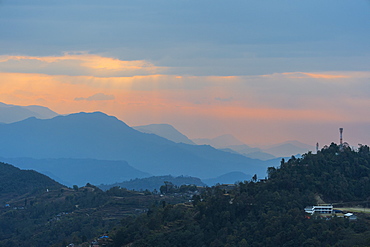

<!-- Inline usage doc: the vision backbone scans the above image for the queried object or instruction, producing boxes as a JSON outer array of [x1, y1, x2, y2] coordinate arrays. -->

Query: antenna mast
[[339, 128, 343, 146]]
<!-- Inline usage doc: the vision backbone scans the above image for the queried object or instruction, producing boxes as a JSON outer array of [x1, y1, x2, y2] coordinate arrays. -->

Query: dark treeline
[[0, 183, 110, 246], [2, 143, 370, 246], [0, 162, 62, 200], [0, 181, 166, 246], [0, 161, 202, 246], [113, 143, 370, 247]]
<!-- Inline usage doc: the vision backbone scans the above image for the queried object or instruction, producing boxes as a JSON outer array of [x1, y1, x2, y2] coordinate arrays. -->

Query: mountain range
[[134, 125, 314, 160], [193, 134, 314, 159], [0, 111, 272, 182], [0, 157, 150, 187], [133, 123, 195, 145], [0, 102, 314, 186], [0, 102, 58, 123]]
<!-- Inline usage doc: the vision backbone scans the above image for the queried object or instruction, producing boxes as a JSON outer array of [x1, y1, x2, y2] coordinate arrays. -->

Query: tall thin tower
[[339, 128, 343, 146]]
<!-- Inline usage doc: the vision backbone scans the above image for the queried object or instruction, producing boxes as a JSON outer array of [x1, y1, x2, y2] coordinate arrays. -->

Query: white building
[[304, 204, 333, 215]]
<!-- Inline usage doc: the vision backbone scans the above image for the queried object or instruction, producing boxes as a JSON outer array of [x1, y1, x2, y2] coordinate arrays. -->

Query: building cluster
[[304, 204, 357, 220]]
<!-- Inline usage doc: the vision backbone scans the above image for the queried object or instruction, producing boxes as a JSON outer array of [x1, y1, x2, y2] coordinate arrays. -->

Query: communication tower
[[339, 128, 343, 146]]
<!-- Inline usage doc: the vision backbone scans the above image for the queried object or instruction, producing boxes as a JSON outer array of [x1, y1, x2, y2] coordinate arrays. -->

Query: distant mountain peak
[[55, 111, 121, 121], [0, 102, 58, 123], [0, 112, 269, 180], [0, 102, 11, 107], [133, 123, 195, 145], [192, 134, 245, 148], [67, 111, 107, 117]]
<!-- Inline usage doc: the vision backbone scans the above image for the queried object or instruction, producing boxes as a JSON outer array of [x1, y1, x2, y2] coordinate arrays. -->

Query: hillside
[[3, 143, 370, 246], [111, 143, 370, 247], [0, 112, 270, 179], [0, 162, 63, 202], [267, 143, 370, 202], [0, 162, 187, 246]]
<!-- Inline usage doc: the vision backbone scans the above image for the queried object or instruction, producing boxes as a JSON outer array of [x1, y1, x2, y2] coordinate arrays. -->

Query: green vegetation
[[0, 163, 190, 246], [0, 162, 63, 202], [112, 143, 370, 247], [0, 181, 188, 246], [3, 143, 370, 246]]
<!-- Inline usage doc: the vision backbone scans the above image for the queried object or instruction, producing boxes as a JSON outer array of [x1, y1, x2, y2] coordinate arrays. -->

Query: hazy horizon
[[0, 0, 369, 146]]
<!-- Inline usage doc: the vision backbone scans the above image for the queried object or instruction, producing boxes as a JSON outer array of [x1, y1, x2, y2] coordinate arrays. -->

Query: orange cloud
[[1, 65, 370, 144], [300, 72, 349, 79], [0, 53, 166, 76], [280, 72, 349, 79]]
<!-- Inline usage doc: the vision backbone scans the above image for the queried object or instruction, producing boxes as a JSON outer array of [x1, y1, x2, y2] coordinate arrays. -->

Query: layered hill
[[202, 171, 252, 186], [0, 162, 63, 202], [0, 112, 271, 180], [0, 102, 58, 123], [0, 163, 169, 246], [99, 175, 206, 191], [1, 157, 150, 187], [193, 135, 277, 160], [133, 123, 195, 145], [193, 134, 314, 159]]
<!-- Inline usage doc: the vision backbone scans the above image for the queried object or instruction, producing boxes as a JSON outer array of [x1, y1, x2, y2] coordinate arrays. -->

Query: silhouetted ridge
[[0, 102, 58, 123], [0, 162, 63, 200], [0, 111, 270, 179]]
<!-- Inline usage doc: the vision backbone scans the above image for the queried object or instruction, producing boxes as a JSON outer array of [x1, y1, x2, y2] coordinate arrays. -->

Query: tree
[[252, 174, 257, 182]]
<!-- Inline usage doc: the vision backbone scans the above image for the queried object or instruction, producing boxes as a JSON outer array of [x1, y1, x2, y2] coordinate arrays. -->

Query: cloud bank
[[0, 1, 368, 76], [0, 0, 369, 145], [0, 53, 166, 77]]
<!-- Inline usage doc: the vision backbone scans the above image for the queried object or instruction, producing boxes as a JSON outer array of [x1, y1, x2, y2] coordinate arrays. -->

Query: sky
[[0, 0, 369, 146]]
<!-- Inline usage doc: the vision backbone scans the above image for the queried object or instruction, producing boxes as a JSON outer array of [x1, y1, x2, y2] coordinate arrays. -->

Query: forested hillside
[[0, 162, 196, 246], [3, 143, 370, 246], [112, 143, 370, 247], [268, 143, 370, 202], [0, 162, 63, 201]]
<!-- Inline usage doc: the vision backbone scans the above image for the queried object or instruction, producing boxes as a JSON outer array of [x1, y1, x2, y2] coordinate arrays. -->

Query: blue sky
[[0, 0, 369, 145], [1, 0, 369, 75]]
